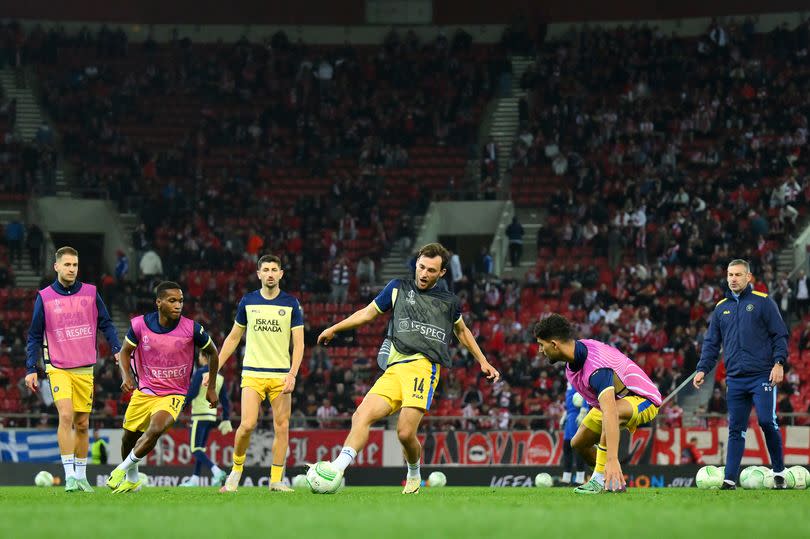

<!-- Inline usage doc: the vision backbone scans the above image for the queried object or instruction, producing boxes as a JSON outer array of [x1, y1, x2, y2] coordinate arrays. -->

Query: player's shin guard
[[406, 460, 421, 480], [74, 458, 87, 480], [232, 453, 246, 472], [594, 445, 607, 474], [61, 455, 75, 480], [332, 447, 357, 472], [591, 445, 607, 486], [270, 464, 284, 483]]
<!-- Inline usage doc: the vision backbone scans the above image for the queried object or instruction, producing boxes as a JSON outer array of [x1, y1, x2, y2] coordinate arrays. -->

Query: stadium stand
[[2, 17, 810, 430]]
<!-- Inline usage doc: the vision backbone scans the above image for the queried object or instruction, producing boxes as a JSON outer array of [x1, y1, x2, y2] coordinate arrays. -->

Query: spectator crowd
[[2, 18, 810, 431]]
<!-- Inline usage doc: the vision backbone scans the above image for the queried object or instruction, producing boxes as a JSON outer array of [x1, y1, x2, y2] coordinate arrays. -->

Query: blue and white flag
[[0, 430, 61, 462]]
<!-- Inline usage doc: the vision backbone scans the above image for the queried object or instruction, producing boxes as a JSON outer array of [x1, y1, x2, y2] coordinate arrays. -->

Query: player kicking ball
[[106, 281, 219, 493], [534, 314, 662, 494], [314, 243, 499, 493]]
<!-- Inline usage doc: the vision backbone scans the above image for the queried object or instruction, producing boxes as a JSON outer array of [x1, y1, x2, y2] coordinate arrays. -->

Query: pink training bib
[[40, 283, 99, 369], [130, 315, 195, 396], [567, 339, 662, 409]]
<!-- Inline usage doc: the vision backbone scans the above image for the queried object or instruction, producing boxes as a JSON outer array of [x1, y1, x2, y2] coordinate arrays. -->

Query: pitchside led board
[[2, 427, 810, 470]]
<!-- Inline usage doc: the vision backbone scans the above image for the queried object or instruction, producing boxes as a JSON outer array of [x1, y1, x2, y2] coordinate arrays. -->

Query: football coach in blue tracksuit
[[693, 259, 789, 489]]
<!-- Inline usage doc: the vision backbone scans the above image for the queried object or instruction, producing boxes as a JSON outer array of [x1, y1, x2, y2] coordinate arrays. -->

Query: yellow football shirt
[[235, 290, 303, 379]]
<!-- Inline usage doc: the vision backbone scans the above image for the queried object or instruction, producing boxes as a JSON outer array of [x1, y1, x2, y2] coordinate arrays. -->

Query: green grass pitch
[[1, 486, 807, 539]]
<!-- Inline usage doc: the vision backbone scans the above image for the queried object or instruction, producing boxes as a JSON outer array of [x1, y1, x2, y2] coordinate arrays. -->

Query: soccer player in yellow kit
[[317, 243, 499, 493], [25, 246, 121, 492], [218, 255, 304, 492]]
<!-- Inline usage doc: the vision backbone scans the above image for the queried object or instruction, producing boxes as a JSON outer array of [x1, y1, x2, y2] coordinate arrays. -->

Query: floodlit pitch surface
[[1, 486, 806, 539]]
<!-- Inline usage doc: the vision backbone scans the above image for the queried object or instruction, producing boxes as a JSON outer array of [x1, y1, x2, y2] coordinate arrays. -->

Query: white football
[[428, 471, 447, 487], [34, 471, 54, 487], [292, 474, 309, 489], [306, 461, 343, 494], [788, 466, 808, 489], [762, 468, 776, 489], [740, 466, 767, 489], [695, 465, 723, 489], [534, 472, 553, 488]]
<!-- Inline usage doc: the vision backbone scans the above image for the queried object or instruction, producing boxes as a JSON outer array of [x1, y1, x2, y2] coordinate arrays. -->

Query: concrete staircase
[[776, 247, 795, 277], [773, 211, 810, 277], [53, 167, 69, 197], [108, 211, 139, 336], [487, 56, 533, 184], [502, 207, 546, 279], [110, 303, 131, 340], [379, 216, 423, 283], [119, 212, 139, 250], [0, 208, 44, 289], [0, 68, 40, 143], [0, 68, 70, 196]]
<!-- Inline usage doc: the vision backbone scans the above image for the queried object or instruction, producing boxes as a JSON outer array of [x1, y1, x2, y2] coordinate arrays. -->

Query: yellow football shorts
[[369, 358, 440, 413], [48, 369, 94, 413], [241, 376, 285, 403], [582, 395, 659, 435], [123, 390, 185, 432]]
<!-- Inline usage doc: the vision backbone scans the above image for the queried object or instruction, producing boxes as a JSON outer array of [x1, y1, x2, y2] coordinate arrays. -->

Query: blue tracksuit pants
[[724, 373, 785, 482]]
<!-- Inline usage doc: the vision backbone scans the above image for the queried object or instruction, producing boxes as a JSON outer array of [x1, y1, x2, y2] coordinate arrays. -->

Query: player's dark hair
[[728, 259, 750, 272], [257, 254, 283, 270], [417, 242, 450, 270], [155, 281, 182, 298], [533, 314, 576, 342], [55, 246, 78, 261]]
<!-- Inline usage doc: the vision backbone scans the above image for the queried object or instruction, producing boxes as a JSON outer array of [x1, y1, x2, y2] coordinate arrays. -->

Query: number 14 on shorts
[[412, 377, 425, 398]]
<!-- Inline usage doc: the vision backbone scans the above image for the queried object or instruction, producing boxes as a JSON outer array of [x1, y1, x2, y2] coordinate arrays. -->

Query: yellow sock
[[232, 454, 246, 472], [270, 464, 284, 483], [595, 445, 607, 474]]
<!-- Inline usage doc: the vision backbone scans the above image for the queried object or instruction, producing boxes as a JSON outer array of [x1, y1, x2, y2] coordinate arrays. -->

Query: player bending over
[[534, 314, 661, 494]]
